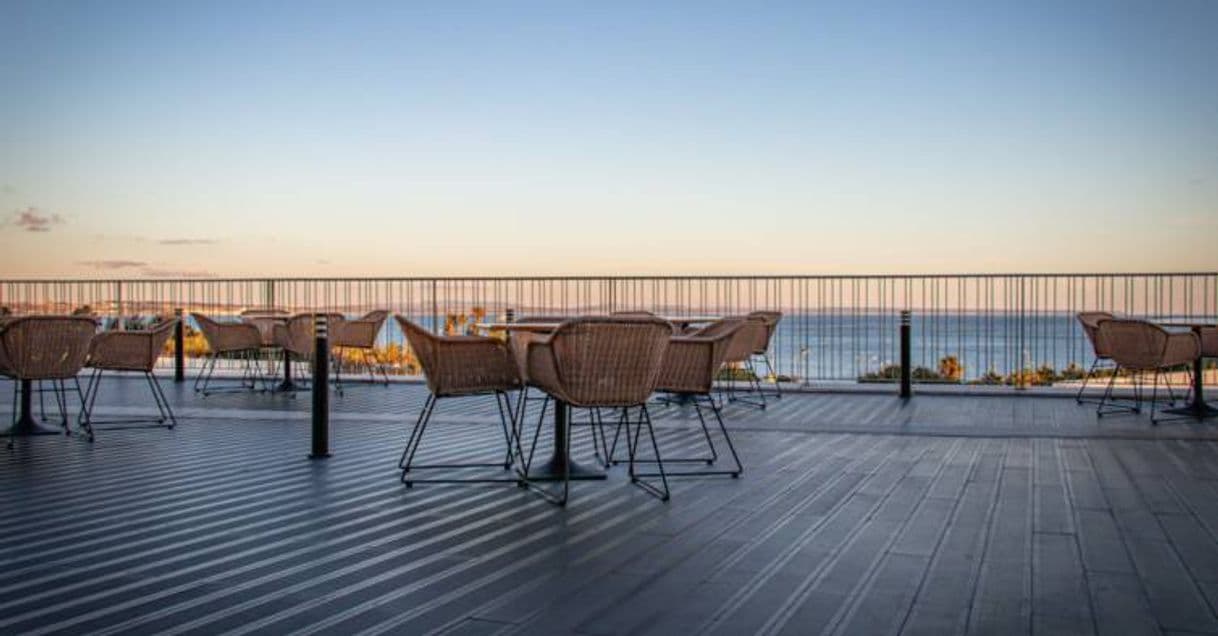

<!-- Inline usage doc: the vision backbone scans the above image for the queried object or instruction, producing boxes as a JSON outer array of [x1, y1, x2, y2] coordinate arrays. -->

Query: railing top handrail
[[1, 272, 1216, 284]]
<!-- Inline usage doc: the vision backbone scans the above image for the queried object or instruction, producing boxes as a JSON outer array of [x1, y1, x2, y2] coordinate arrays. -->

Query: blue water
[[171, 311, 1177, 381], [378, 312, 1098, 382]]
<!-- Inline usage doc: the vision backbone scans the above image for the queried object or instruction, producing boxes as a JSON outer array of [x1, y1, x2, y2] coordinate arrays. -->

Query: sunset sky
[[2, 0, 1216, 279]]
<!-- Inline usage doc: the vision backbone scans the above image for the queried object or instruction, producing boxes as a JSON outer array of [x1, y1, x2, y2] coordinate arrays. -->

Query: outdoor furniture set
[[1075, 312, 1218, 423], [398, 311, 783, 506], [1, 314, 179, 448]]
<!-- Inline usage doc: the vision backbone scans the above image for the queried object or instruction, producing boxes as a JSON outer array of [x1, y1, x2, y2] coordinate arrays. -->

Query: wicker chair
[[523, 316, 673, 503], [394, 316, 521, 488], [190, 313, 266, 396], [746, 311, 784, 399], [331, 310, 390, 385], [82, 318, 178, 429], [1096, 319, 1199, 423], [506, 315, 612, 468], [692, 316, 770, 409], [1, 316, 97, 446], [273, 313, 348, 394], [239, 308, 287, 348], [1201, 326, 1218, 359], [623, 317, 746, 480], [1075, 312, 1116, 404]]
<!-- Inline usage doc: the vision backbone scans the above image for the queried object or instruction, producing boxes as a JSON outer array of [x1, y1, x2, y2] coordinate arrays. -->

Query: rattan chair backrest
[[0, 316, 97, 380], [1077, 311, 1116, 358], [1098, 319, 1168, 371], [745, 311, 783, 354], [545, 316, 673, 406]]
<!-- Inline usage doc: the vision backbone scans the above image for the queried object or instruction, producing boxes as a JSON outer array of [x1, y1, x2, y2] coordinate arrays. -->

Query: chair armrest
[[508, 331, 545, 381], [1163, 331, 1201, 368], [430, 337, 519, 395], [335, 320, 381, 348], [214, 322, 263, 353], [657, 337, 720, 394], [89, 331, 157, 371], [1201, 327, 1218, 357], [525, 340, 565, 401]]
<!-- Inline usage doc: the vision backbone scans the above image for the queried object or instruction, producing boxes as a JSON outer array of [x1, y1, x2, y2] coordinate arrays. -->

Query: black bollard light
[[899, 310, 912, 399], [310, 313, 331, 459], [174, 308, 185, 383]]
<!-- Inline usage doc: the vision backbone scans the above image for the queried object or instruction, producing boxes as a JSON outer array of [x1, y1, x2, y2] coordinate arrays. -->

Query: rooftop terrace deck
[[4, 379, 1218, 635]]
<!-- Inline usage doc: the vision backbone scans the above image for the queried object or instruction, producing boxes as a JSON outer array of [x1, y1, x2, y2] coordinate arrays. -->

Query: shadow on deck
[[3, 377, 1218, 635]]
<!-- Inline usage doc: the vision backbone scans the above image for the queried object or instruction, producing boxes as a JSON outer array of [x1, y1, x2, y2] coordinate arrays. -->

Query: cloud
[[9, 207, 63, 232], [139, 267, 216, 278], [157, 238, 219, 245], [78, 260, 148, 270]]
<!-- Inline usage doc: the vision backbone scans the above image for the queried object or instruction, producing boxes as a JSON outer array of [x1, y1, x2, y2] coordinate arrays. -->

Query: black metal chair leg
[[608, 407, 629, 465], [695, 403, 718, 465], [1096, 366, 1139, 417], [1150, 370, 1161, 425], [400, 401, 434, 486], [401, 391, 522, 487], [493, 390, 516, 469], [5, 381, 13, 450], [627, 405, 670, 501], [704, 396, 743, 477], [514, 388, 529, 446], [633, 396, 743, 479], [729, 360, 767, 410], [521, 395, 550, 475], [1076, 358, 1099, 404], [593, 408, 611, 468], [51, 379, 68, 435], [518, 400, 572, 506], [72, 376, 94, 442], [398, 393, 435, 469], [147, 371, 178, 428], [193, 355, 207, 393]]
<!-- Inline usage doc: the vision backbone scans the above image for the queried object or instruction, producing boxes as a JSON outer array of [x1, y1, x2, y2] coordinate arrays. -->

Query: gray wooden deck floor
[[4, 378, 1218, 635]]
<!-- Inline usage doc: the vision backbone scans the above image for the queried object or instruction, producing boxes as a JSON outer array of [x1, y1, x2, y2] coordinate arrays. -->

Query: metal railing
[[2, 273, 1215, 389]]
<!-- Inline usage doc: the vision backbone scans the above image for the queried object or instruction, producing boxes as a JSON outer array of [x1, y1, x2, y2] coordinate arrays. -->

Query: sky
[[1, 0, 1216, 279]]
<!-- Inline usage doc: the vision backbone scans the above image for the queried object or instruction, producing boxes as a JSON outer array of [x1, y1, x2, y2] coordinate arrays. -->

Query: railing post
[[431, 280, 439, 333], [174, 307, 185, 383], [310, 313, 331, 459], [900, 310, 912, 399]]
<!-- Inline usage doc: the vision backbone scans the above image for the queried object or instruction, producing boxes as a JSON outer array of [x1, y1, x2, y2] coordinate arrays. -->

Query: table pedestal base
[[1163, 403, 1218, 419], [522, 399, 607, 481], [2, 418, 63, 437], [4, 380, 64, 437], [274, 351, 300, 393], [1162, 348, 1217, 420], [523, 456, 606, 481]]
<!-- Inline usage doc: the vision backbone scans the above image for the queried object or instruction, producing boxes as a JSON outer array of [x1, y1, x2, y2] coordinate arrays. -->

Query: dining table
[[475, 314, 721, 480], [1157, 319, 1218, 419], [6, 381, 62, 437]]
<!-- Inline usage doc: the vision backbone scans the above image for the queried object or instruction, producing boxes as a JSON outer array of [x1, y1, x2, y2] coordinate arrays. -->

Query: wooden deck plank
[[3, 379, 1218, 634]]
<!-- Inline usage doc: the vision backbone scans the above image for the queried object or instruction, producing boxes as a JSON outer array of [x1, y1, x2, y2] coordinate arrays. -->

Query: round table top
[[477, 315, 721, 332]]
